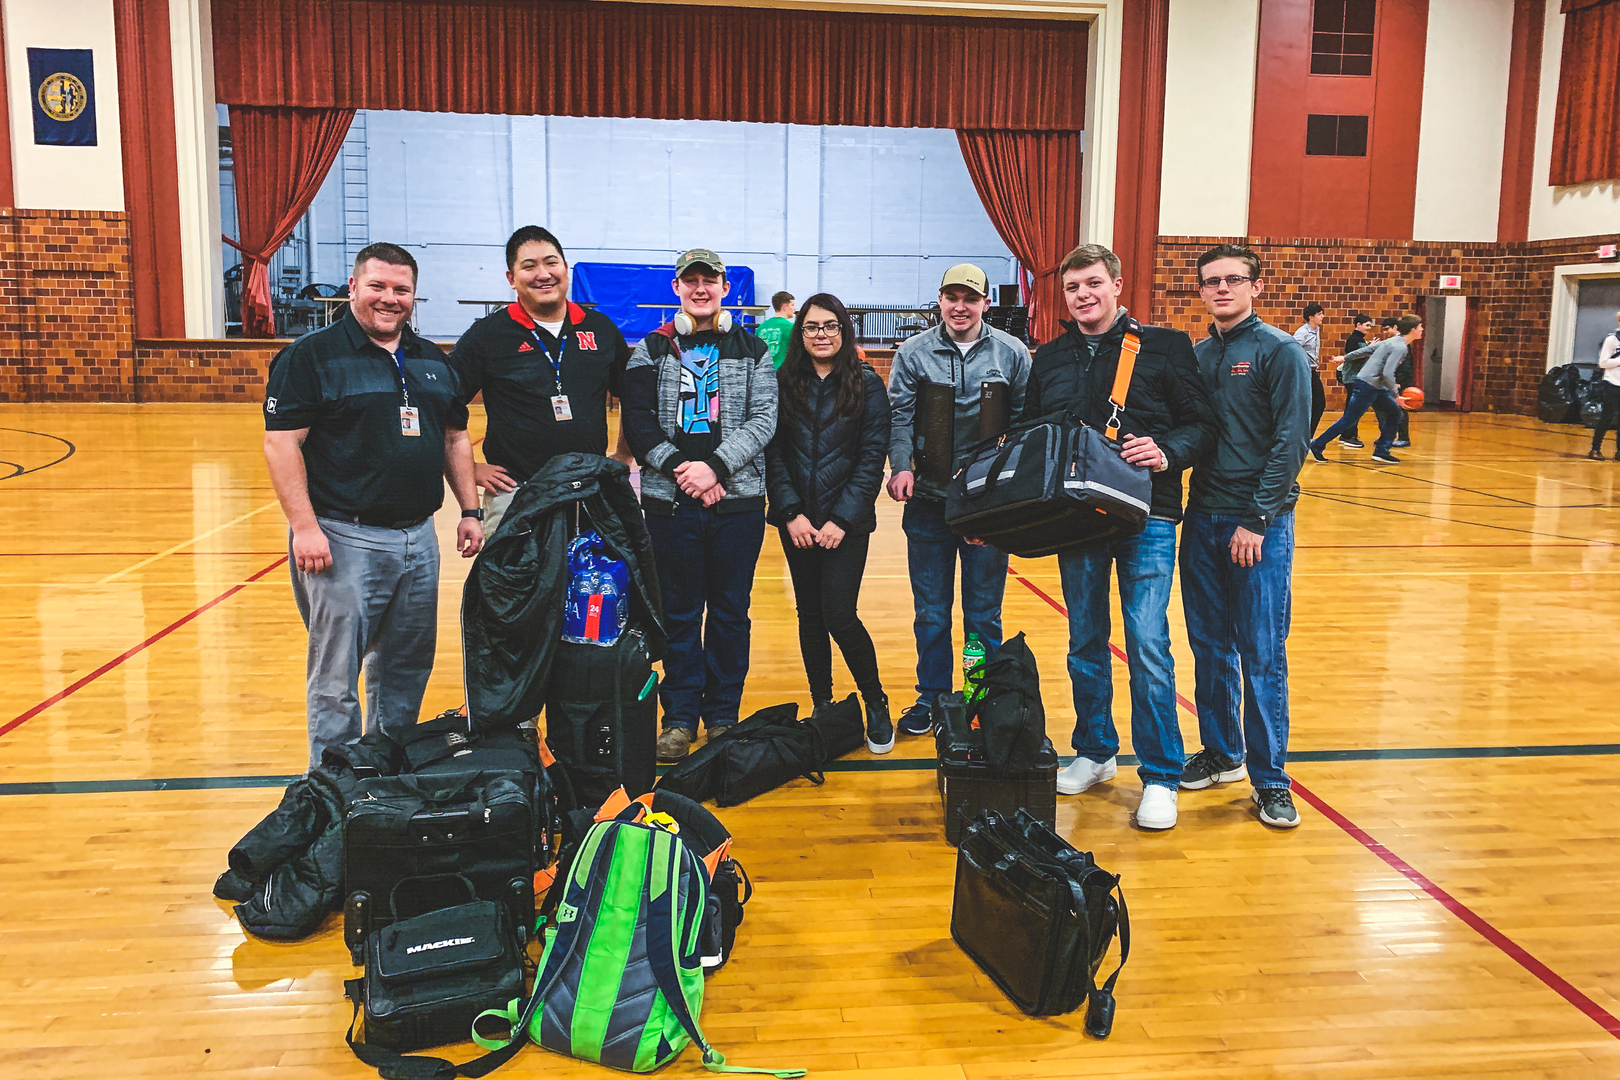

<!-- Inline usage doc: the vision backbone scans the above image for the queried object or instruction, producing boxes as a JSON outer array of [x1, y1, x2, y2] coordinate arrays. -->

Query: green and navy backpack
[[353, 795, 802, 1080]]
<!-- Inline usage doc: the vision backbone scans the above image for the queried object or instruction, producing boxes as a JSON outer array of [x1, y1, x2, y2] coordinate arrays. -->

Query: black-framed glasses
[[802, 321, 842, 338], [1199, 274, 1255, 290]]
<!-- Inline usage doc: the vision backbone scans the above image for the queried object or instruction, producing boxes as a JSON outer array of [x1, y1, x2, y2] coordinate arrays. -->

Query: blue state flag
[[28, 48, 97, 147]]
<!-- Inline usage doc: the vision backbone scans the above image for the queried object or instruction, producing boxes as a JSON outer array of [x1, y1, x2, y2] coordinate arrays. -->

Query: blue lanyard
[[390, 348, 411, 407], [530, 327, 567, 393]]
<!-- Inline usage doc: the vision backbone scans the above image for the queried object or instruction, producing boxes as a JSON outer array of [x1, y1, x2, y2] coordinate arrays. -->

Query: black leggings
[[1595, 383, 1620, 454], [779, 529, 883, 703]]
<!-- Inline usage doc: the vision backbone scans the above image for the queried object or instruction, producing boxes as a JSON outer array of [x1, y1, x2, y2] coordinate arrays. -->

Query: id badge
[[551, 394, 573, 421], [399, 406, 421, 436]]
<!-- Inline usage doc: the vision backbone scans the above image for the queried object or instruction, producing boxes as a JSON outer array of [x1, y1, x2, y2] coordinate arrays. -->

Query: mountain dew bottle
[[962, 633, 987, 702]]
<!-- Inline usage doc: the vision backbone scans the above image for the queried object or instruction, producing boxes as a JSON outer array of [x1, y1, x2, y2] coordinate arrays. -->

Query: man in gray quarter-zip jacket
[[1177, 244, 1311, 831], [884, 263, 1030, 738]]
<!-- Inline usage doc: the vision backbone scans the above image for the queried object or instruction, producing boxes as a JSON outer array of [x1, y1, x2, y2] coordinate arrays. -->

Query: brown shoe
[[656, 726, 694, 762]]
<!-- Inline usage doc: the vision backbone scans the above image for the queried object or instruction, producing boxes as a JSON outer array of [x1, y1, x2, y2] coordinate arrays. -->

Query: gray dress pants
[[291, 517, 439, 769]]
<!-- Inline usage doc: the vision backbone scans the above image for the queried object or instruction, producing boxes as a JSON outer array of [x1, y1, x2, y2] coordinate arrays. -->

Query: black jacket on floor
[[214, 733, 398, 940], [461, 453, 664, 731], [1022, 314, 1216, 522], [765, 364, 891, 533]]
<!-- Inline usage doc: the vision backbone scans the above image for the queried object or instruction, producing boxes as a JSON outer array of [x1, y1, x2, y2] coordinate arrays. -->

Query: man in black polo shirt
[[450, 225, 633, 531], [263, 242, 484, 769]]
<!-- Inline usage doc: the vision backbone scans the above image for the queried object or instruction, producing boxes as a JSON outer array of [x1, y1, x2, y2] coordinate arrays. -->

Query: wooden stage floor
[[2, 404, 1618, 1078]]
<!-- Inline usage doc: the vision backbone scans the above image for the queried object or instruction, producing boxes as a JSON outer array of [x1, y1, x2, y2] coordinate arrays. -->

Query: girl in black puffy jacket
[[765, 293, 895, 753]]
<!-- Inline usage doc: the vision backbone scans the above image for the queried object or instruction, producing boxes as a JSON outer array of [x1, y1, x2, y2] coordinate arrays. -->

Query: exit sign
[[1438, 274, 1462, 289], [1598, 243, 1618, 259]]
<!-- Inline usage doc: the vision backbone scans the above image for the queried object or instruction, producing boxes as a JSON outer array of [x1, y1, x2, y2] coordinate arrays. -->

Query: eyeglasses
[[1199, 274, 1255, 290], [802, 322, 842, 339]]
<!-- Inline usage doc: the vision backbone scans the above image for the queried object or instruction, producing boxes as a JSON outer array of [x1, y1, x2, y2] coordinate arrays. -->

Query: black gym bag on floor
[[544, 629, 659, 806], [345, 898, 525, 1059], [951, 808, 1129, 1032], [656, 703, 829, 806]]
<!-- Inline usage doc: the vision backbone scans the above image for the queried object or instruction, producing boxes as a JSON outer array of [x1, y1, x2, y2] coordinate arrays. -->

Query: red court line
[[1005, 564, 1620, 1041], [0, 551, 288, 558], [0, 556, 289, 739]]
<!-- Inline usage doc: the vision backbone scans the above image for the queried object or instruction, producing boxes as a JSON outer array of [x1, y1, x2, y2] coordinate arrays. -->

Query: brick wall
[[0, 209, 135, 403], [1152, 234, 1616, 415], [134, 339, 284, 402]]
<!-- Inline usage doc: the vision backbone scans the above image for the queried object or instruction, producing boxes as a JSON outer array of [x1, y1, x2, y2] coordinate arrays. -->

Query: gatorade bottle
[[962, 633, 987, 702]]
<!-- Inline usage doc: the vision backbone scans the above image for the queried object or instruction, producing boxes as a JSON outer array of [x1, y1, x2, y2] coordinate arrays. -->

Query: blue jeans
[[1314, 381, 1399, 454], [901, 499, 1007, 704], [291, 517, 439, 771], [1057, 519, 1184, 789], [644, 503, 766, 733], [1178, 510, 1294, 790]]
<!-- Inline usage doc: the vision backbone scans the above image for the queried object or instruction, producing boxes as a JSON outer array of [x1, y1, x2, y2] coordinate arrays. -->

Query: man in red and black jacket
[[450, 225, 633, 531], [1020, 243, 1215, 832]]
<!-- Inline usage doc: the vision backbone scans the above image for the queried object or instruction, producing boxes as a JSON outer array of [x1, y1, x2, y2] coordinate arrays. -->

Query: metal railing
[[845, 305, 939, 344]]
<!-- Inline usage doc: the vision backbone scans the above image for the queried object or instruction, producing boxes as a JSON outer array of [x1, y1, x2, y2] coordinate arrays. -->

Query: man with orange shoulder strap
[[1019, 243, 1215, 830], [449, 226, 634, 533]]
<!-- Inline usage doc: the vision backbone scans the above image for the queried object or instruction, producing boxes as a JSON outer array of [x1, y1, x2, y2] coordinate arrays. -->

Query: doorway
[[1421, 295, 1467, 405], [1573, 278, 1620, 367]]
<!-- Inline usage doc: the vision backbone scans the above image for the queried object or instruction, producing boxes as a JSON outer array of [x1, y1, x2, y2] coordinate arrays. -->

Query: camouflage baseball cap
[[676, 247, 727, 277]]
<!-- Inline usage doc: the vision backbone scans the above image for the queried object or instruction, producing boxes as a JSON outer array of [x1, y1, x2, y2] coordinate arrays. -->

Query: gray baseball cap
[[676, 247, 727, 277]]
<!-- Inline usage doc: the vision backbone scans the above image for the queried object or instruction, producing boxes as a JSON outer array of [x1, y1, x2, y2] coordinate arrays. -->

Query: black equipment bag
[[933, 634, 1058, 846], [343, 771, 535, 964], [945, 332, 1152, 559], [700, 856, 752, 972], [951, 809, 1129, 1032], [808, 694, 865, 760], [656, 703, 829, 806], [655, 703, 798, 804], [544, 628, 658, 807], [345, 898, 525, 1058]]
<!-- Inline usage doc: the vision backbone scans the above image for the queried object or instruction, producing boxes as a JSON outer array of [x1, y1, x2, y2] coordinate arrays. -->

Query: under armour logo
[[265, 397, 277, 414], [425, 372, 437, 380]]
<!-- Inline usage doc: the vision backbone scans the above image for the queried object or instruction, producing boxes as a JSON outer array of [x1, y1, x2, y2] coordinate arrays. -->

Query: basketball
[[1400, 386, 1426, 410]]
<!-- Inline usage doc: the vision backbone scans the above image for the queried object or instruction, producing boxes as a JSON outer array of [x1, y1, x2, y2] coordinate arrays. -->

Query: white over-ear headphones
[[674, 309, 733, 335]]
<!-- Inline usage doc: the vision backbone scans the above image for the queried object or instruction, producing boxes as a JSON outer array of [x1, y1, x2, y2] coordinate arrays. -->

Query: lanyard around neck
[[388, 347, 410, 407]]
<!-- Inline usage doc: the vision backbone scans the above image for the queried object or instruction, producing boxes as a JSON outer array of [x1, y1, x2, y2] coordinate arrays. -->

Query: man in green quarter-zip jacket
[[1178, 243, 1311, 831]]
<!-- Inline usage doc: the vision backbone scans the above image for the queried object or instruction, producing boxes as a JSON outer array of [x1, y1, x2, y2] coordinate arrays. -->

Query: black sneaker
[[1179, 749, 1246, 790], [864, 693, 895, 754], [1591, 450, 1606, 461], [896, 701, 935, 737], [1308, 443, 1329, 463], [810, 697, 834, 717], [1338, 437, 1364, 448], [1253, 787, 1301, 828], [1370, 451, 1401, 464]]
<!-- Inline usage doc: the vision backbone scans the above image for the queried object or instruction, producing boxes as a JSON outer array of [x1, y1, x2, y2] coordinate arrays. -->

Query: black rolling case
[[545, 628, 658, 806], [945, 330, 1151, 558], [951, 808, 1129, 1032], [342, 771, 535, 964], [933, 690, 1057, 846]]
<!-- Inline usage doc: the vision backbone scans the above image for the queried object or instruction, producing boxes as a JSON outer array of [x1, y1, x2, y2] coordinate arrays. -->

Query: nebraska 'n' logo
[[575, 332, 598, 351]]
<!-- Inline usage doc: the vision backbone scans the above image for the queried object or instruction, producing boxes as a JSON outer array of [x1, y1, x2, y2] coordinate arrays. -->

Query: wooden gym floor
[[2, 403, 1619, 1079]]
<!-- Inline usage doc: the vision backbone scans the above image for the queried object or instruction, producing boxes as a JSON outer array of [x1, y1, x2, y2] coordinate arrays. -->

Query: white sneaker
[[1135, 785, 1178, 830], [1057, 756, 1117, 795]]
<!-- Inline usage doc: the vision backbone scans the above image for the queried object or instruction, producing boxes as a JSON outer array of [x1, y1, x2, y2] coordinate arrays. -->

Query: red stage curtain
[[1551, 0, 1620, 185], [957, 131, 1085, 344], [227, 106, 355, 337], [211, 0, 1088, 132]]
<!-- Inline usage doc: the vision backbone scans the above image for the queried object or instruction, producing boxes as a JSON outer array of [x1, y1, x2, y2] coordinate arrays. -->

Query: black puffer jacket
[[462, 453, 664, 730], [765, 364, 891, 533], [214, 733, 398, 940], [1023, 314, 1216, 522]]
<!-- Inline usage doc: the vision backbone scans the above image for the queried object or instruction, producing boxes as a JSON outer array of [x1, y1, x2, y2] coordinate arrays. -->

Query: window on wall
[[1305, 114, 1369, 156], [1311, 0, 1375, 76]]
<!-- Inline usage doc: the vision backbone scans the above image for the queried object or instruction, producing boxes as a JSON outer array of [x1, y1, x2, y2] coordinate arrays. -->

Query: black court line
[[0, 428, 76, 478], [8, 742, 1620, 797], [1300, 489, 1615, 545]]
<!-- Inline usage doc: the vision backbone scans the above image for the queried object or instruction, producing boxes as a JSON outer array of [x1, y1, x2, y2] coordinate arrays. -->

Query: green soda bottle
[[962, 633, 987, 702]]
